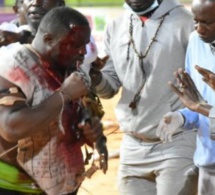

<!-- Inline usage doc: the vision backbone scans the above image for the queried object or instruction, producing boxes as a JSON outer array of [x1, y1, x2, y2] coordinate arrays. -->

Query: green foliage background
[[4, 0, 192, 7]]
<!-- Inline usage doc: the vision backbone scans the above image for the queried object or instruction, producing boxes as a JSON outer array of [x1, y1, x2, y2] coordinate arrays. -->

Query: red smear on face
[[55, 25, 91, 69]]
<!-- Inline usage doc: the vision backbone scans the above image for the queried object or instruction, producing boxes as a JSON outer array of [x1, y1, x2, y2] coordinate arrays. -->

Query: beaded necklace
[[126, 5, 181, 115], [127, 13, 168, 115]]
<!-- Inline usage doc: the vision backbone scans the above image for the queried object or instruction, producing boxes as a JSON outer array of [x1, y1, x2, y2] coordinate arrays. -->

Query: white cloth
[[82, 36, 98, 67], [80, 36, 98, 84], [0, 22, 19, 33], [0, 22, 30, 33]]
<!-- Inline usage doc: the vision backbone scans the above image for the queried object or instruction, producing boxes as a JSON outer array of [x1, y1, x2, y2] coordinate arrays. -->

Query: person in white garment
[[157, 0, 215, 194], [89, 0, 197, 194]]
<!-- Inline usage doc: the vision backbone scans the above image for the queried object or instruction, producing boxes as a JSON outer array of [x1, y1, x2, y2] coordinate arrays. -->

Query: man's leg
[[178, 166, 198, 195], [118, 172, 156, 195], [118, 131, 197, 195], [118, 135, 157, 195], [156, 130, 197, 195], [198, 167, 215, 195], [156, 158, 198, 195]]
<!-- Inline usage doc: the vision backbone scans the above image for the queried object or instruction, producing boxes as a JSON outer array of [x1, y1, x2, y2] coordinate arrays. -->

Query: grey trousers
[[198, 167, 215, 195], [118, 130, 198, 195]]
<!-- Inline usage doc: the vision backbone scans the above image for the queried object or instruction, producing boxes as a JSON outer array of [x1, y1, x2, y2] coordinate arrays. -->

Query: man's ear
[[43, 33, 56, 55], [43, 33, 54, 46]]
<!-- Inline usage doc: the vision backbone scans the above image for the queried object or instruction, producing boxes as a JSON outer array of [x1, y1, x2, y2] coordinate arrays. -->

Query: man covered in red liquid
[[0, 6, 107, 195]]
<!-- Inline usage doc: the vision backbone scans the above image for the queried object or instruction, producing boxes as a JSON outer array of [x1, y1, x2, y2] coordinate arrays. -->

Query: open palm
[[168, 68, 205, 111], [195, 65, 215, 92]]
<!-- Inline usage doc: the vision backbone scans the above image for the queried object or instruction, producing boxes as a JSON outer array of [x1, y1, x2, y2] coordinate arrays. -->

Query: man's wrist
[[196, 101, 212, 117], [56, 90, 72, 103]]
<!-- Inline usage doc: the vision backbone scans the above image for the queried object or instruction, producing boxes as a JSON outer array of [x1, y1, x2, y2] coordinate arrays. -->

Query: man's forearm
[[0, 91, 67, 142], [179, 108, 199, 130], [195, 102, 213, 117]]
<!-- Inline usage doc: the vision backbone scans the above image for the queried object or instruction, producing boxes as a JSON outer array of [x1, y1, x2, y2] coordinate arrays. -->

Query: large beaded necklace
[[127, 6, 181, 115], [127, 13, 168, 115]]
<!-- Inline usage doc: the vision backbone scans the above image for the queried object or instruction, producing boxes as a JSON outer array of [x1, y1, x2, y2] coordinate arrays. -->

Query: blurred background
[[0, 0, 192, 7], [0, 0, 192, 56]]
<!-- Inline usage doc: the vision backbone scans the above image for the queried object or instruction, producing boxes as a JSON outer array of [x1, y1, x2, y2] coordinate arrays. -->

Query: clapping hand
[[195, 65, 215, 92], [168, 68, 205, 112]]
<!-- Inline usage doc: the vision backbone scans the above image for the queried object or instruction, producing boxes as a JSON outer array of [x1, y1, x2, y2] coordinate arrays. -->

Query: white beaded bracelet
[[57, 91, 66, 134]]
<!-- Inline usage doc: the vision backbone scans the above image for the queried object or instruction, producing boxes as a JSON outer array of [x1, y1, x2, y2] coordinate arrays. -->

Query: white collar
[[123, 0, 159, 16]]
